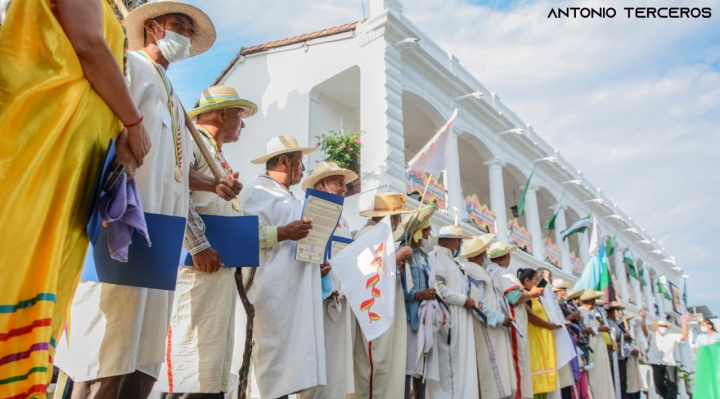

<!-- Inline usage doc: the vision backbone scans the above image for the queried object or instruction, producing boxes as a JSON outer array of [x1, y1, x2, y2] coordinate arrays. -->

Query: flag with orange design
[[329, 216, 396, 341]]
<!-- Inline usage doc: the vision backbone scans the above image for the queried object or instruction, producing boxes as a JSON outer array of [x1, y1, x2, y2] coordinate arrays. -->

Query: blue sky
[[167, 0, 720, 314]]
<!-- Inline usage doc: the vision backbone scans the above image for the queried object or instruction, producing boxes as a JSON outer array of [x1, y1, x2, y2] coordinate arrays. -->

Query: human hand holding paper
[[279, 220, 312, 242]]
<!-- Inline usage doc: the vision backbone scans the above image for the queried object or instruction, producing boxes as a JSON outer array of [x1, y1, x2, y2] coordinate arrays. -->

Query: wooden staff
[[234, 268, 256, 399]]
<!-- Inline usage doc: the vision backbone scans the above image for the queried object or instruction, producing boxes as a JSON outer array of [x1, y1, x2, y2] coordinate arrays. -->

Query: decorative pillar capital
[[483, 158, 506, 169]]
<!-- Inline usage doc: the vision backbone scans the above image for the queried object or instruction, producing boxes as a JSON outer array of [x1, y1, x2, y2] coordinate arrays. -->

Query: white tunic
[[153, 131, 238, 393], [352, 221, 407, 399], [579, 307, 615, 399], [55, 51, 189, 382], [426, 247, 479, 399], [487, 262, 533, 399], [239, 176, 326, 399], [464, 261, 517, 399], [299, 216, 355, 399]]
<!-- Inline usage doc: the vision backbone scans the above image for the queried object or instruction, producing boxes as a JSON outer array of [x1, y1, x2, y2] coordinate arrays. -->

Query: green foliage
[[315, 130, 363, 174]]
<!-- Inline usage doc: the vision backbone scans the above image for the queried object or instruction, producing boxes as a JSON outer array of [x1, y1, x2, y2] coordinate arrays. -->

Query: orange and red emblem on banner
[[360, 242, 384, 322], [507, 219, 532, 253], [405, 171, 446, 210], [543, 237, 562, 268], [464, 194, 496, 233], [570, 251, 584, 277]]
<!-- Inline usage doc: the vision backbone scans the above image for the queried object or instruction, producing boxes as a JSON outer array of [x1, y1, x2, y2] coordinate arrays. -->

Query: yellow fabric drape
[[0, 0, 123, 397], [527, 299, 558, 395]]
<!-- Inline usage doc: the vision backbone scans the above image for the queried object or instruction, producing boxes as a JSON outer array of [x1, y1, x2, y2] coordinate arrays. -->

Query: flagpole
[[406, 174, 434, 240]]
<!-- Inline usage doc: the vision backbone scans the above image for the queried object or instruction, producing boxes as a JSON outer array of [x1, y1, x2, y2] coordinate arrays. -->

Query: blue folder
[[468, 276, 488, 323], [82, 212, 186, 291], [180, 214, 260, 268]]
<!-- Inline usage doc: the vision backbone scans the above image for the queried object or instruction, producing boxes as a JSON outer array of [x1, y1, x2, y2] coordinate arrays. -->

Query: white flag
[[588, 216, 599, 256], [406, 109, 457, 178], [329, 216, 397, 341]]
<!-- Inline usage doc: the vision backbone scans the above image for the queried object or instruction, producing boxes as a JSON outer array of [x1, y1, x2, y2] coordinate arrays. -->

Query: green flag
[[543, 189, 566, 230], [597, 241, 612, 290], [606, 231, 618, 257], [517, 164, 536, 217], [623, 249, 638, 279], [560, 214, 591, 241], [657, 275, 672, 300], [639, 262, 647, 287]]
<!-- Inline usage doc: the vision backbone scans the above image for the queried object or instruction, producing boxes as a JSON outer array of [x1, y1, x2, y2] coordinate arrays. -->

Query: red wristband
[[124, 115, 144, 128]]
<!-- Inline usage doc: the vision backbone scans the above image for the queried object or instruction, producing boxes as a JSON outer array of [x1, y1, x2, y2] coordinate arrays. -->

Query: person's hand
[[554, 323, 564, 330], [680, 315, 693, 323], [414, 288, 436, 301], [320, 261, 331, 277], [463, 296, 476, 310], [568, 311, 581, 321], [113, 128, 138, 179], [624, 333, 631, 340], [529, 286, 544, 298], [598, 325, 609, 333], [125, 120, 151, 167], [191, 247, 223, 273], [583, 327, 596, 336], [640, 309, 647, 319], [278, 220, 312, 241], [215, 171, 242, 201], [395, 246, 412, 265], [631, 349, 639, 356], [502, 316, 514, 328]]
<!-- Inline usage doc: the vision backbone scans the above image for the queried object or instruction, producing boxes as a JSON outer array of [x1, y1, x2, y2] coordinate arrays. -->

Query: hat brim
[[125, 1, 216, 57], [566, 290, 582, 300], [188, 99, 258, 119], [459, 247, 488, 260], [400, 207, 437, 232], [580, 291, 604, 301], [251, 147, 316, 165], [359, 208, 414, 218], [488, 246, 517, 259], [301, 169, 359, 192], [553, 282, 573, 290]]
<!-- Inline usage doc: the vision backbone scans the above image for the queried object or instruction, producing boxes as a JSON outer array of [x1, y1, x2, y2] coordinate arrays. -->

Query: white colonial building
[[214, 1, 694, 395]]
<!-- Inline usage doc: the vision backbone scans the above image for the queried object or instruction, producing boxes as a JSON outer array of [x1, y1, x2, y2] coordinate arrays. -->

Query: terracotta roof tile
[[213, 21, 359, 85]]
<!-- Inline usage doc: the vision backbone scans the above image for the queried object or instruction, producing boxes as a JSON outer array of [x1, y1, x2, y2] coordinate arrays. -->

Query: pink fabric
[[572, 371, 592, 399]]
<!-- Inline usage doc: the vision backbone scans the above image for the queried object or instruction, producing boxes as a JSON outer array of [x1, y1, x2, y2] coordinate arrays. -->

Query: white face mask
[[658, 327, 669, 335], [482, 255, 490, 268], [153, 21, 191, 63], [700, 326, 709, 333]]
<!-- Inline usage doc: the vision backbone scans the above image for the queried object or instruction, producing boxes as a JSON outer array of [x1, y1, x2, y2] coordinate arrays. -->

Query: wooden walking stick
[[234, 268, 256, 399]]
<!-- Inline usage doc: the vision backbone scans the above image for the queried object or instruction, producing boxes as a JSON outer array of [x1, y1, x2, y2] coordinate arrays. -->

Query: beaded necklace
[[105, 0, 128, 75], [137, 50, 183, 182]]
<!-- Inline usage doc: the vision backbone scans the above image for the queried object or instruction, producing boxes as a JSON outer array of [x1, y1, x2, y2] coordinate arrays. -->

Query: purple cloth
[[97, 174, 150, 262]]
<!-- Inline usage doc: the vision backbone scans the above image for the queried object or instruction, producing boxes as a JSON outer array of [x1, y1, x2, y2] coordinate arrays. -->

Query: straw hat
[[301, 162, 358, 192], [609, 301, 625, 310], [251, 135, 316, 164], [459, 233, 495, 259], [595, 299, 606, 307], [566, 289, 582, 300], [437, 225, 472, 240], [579, 289, 604, 302], [398, 206, 437, 243], [359, 193, 413, 218], [651, 320, 673, 331], [487, 241, 517, 259], [552, 278, 573, 291], [125, 0, 216, 57], [188, 86, 257, 119]]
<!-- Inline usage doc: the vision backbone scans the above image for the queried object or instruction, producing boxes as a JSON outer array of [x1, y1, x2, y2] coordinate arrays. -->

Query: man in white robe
[[152, 86, 257, 398], [486, 241, 544, 399], [55, 6, 239, 398], [577, 289, 614, 399], [239, 135, 325, 399], [460, 234, 517, 399], [426, 225, 479, 399], [297, 161, 359, 399], [353, 193, 413, 399]]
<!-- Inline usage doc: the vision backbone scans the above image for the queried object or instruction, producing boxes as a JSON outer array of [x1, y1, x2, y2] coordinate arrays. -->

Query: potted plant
[[315, 130, 363, 195]]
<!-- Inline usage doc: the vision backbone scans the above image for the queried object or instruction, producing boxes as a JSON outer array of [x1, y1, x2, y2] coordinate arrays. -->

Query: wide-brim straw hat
[[552, 278, 573, 291], [487, 241, 517, 259], [398, 206, 437, 240], [437, 225, 472, 240], [301, 162, 358, 192], [609, 301, 625, 310], [595, 299, 606, 307], [359, 193, 413, 218], [566, 289, 582, 300], [125, 0, 216, 57], [580, 289, 604, 302], [459, 233, 495, 259], [651, 320, 673, 331], [188, 85, 257, 119], [251, 135, 316, 164]]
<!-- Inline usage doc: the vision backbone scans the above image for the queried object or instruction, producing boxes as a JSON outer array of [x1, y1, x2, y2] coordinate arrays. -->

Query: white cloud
[[171, 0, 720, 312]]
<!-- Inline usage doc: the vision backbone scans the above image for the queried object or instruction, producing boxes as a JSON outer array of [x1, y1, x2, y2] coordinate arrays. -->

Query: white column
[[554, 206, 572, 274], [485, 159, 508, 242], [524, 185, 543, 260], [632, 267, 643, 308], [614, 242, 629, 300], [578, 228, 590, 265], [644, 267, 657, 316], [445, 132, 464, 218]]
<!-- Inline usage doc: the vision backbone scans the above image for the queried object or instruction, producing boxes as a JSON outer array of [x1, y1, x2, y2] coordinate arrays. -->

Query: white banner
[[329, 217, 397, 341], [406, 109, 457, 178], [542, 286, 577, 369]]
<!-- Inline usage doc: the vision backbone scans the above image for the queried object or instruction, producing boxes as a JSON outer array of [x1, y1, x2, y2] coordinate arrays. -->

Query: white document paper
[[296, 195, 343, 263], [404, 262, 414, 291], [331, 241, 349, 258], [470, 282, 481, 305]]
